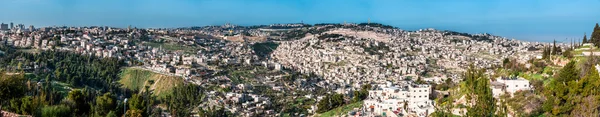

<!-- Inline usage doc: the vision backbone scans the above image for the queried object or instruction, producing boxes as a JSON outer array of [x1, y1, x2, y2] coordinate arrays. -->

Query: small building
[[491, 76, 531, 97]]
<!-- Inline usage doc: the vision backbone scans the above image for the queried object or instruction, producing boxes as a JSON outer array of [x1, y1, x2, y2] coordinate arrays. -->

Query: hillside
[[118, 68, 184, 99], [318, 101, 363, 117]]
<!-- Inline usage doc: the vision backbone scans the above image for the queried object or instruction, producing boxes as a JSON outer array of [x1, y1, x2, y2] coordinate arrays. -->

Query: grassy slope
[[319, 101, 363, 117], [118, 68, 184, 99]]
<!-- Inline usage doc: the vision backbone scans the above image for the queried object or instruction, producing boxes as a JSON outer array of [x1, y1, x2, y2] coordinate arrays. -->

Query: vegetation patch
[[252, 42, 279, 59], [118, 68, 184, 99], [319, 101, 363, 117]]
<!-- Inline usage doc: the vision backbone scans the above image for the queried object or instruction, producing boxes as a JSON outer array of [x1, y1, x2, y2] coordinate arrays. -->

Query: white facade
[[363, 81, 435, 117], [491, 77, 531, 97]]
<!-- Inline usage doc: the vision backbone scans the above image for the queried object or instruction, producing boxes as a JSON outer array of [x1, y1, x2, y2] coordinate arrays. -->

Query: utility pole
[[124, 98, 128, 116]]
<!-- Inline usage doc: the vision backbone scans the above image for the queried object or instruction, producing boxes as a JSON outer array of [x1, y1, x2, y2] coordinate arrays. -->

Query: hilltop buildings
[[0, 22, 559, 116]]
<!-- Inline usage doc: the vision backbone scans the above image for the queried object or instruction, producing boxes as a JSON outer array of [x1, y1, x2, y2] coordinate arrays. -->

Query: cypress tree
[[581, 66, 600, 96], [464, 65, 496, 117], [592, 23, 600, 46], [542, 46, 550, 60], [553, 39, 559, 55], [544, 61, 580, 116], [583, 33, 588, 44], [557, 61, 580, 82]]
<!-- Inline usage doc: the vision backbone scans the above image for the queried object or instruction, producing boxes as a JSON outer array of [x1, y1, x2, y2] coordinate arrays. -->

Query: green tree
[[0, 72, 27, 107], [9, 98, 22, 113], [463, 65, 496, 117], [557, 61, 580, 83], [552, 39, 559, 55], [40, 105, 72, 117], [570, 95, 599, 117], [18, 96, 35, 115], [544, 61, 580, 116], [581, 66, 600, 96], [94, 93, 117, 116], [316, 93, 345, 113], [432, 95, 455, 117], [580, 54, 599, 78], [125, 109, 143, 117], [592, 23, 600, 46], [542, 46, 551, 60], [316, 95, 331, 113], [563, 49, 573, 58], [583, 33, 588, 44], [106, 111, 118, 117], [128, 94, 147, 116], [502, 58, 510, 67], [68, 89, 89, 115], [167, 84, 203, 117], [352, 84, 371, 102]]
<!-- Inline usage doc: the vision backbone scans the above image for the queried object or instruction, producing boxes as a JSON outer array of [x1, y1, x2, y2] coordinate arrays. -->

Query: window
[[515, 85, 518, 87], [419, 90, 421, 92]]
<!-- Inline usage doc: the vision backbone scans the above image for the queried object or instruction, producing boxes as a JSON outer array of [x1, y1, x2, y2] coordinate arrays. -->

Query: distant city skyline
[[1, 0, 600, 42]]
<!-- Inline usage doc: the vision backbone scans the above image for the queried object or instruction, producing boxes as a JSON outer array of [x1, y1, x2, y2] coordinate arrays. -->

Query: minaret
[[368, 18, 371, 24]]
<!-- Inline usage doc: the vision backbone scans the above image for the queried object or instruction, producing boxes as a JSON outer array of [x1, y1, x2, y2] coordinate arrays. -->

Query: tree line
[[434, 22, 600, 116], [316, 84, 371, 113], [584, 23, 600, 46], [0, 46, 226, 116]]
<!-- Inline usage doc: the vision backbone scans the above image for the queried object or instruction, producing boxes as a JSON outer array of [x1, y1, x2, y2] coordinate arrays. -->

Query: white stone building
[[363, 81, 435, 117], [491, 76, 531, 97]]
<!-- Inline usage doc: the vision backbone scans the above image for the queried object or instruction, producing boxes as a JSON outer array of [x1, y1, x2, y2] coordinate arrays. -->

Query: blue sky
[[1, 0, 599, 42]]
